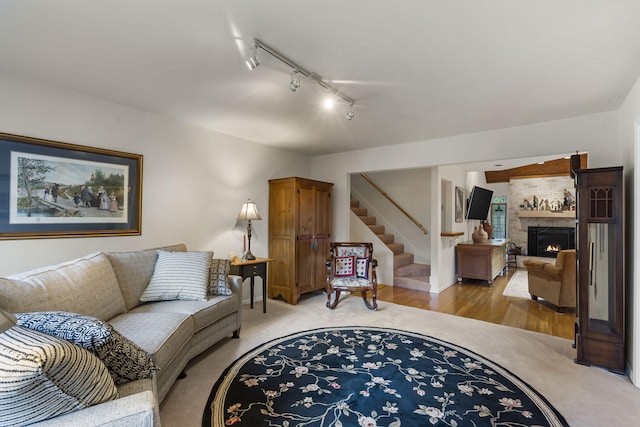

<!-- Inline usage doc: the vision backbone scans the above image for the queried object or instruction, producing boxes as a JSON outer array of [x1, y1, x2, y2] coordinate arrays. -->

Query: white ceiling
[[1, 0, 639, 157]]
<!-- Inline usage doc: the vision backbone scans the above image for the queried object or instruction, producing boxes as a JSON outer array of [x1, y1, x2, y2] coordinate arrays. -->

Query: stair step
[[369, 224, 385, 234], [359, 215, 377, 225], [386, 242, 404, 254], [351, 207, 368, 216], [395, 263, 431, 277], [394, 252, 414, 268], [350, 200, 360, 208], [377, 234, 395, 244], [394, 276, 431, 292]]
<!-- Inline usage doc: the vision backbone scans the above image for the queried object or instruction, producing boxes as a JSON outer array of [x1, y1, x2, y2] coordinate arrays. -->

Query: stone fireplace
[[527, 226, 575, 257], [507, 176, 576, 253]]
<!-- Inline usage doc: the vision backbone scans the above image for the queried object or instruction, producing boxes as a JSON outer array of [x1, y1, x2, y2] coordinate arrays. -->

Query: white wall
[[0, 73, 312, 303], [350, 170, 430, 264], [617, 75, 640, 384], [312, 111, 619, 245], [432, 165, 468, 291]]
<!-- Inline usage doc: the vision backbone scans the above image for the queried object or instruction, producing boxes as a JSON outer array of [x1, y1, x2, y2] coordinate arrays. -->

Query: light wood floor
[[376, 267, 575, 340]]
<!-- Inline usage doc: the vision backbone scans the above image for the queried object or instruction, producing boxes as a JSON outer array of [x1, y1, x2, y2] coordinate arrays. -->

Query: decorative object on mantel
[[472, 224, 488, 243], [520, 189, 575, 212]]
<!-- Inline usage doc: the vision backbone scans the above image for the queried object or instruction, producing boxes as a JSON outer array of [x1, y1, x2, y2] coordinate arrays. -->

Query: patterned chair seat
[[329, 277, 372, 288]]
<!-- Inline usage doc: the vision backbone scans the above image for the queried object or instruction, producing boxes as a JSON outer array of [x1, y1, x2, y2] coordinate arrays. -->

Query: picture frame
[[455, 186, 464, 223], [0, 132, 142, 240]]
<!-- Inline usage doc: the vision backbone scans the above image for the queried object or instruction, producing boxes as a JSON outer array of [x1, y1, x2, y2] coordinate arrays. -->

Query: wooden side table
[[230, 257, 273, 313]]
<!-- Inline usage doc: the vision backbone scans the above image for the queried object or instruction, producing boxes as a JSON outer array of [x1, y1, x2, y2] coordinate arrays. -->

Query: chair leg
[[361, 291, 377, 310], [326, 290, 342, 309]]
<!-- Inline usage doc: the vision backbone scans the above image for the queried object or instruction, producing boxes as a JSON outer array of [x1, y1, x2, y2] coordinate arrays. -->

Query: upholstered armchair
[[326, 242, 377, 310], [523, 249, 576, 311]]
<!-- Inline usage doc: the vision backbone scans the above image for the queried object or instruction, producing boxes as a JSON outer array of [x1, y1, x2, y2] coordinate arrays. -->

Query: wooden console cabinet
[[268, 177, 333, 304], [456, 239, 508, 285]]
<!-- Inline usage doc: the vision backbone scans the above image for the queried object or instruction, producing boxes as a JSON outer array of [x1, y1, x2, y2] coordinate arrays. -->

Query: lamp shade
[[237, 200, 262, 221], [0, 308, 16, 333]]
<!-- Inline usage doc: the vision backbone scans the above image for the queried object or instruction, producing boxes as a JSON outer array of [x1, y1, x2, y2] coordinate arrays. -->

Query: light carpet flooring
[[160, 292, 640, 427]]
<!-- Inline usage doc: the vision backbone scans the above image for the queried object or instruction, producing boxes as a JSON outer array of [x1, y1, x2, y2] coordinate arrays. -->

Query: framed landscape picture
[[0, 133, 142, 239]]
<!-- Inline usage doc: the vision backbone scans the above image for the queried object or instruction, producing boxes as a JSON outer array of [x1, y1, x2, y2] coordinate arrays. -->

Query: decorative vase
[[472, 225, 488, 243], [481, 222, 493, 239]]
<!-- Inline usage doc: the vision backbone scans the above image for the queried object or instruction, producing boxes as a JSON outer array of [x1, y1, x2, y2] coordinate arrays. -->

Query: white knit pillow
[[140, 251, 212, 302], [0, 326, 118, 426]]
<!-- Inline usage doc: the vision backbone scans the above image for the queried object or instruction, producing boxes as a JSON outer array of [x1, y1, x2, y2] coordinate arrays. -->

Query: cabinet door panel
[[314, 237, 330, 289], [314, 185, 332, 237], [297, 185, 314, 237], [297, 238, 316, 293]]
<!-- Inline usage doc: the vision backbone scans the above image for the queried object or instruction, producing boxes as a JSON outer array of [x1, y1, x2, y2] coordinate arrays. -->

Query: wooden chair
[[506, 242, 521, 269], [326, 242, 378, 310]]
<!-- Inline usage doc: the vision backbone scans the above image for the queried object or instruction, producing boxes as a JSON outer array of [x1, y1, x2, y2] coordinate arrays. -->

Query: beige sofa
[[0, 244, 242, 426], [523, 249, 576, 311]]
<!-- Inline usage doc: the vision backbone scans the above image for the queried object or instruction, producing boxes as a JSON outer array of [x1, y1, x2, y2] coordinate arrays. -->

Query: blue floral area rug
[[203, 327, 568, 426]]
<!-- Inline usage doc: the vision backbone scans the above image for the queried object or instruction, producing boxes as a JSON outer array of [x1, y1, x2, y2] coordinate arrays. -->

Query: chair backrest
[[329, 242, 373, 279], [556, 249, 576, 285]]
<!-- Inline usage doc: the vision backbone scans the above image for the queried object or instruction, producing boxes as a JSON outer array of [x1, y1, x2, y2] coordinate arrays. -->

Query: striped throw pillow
[[140, 250, 212, 302], [0, 326, 118, 426], [16, 311, 157, 385]]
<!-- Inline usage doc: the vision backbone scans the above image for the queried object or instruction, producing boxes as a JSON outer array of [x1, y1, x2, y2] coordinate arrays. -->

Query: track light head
[[246, 55, 259, 70], [346, 109, 355, 121], [289, 71, 301, 92], [246, 42, 260, 70]]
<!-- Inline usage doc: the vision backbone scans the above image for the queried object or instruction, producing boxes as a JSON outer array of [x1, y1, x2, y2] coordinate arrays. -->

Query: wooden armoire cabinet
[[573, 165, 625, 373], [268, 177, 333, 304]]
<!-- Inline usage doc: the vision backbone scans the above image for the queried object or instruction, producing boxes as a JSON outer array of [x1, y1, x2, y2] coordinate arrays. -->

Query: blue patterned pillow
[[209, 258, 232, 295], [356, 258, 370, 279], [16, 311, 157, 385], [0, 326, 118, 425]]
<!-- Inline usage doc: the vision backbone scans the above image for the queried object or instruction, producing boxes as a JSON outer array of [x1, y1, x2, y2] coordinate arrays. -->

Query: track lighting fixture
[[346, 109, 355, 121], [246, 38, 356, 120], [289, 70, 301, 92], [245, 45, 260, 70]]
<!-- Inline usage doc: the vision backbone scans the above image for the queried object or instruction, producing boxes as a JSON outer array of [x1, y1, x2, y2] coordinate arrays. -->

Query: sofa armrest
[[524, 261, 562, 280], [228, 274, 243, 298], [29, 390, 158, 427]]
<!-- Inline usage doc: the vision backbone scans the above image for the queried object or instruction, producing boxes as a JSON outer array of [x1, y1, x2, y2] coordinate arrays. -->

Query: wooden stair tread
[[395, 263, 431, 276], [393, 276, 431, 292]]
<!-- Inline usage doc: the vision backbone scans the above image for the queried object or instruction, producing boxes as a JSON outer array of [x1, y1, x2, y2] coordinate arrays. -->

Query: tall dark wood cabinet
[[268, 177, 333, 304], [573, 165, 624, 373]]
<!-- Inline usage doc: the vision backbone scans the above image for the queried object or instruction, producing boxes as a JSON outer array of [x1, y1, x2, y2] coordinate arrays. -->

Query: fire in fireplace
[[527, 226, 575, 257]]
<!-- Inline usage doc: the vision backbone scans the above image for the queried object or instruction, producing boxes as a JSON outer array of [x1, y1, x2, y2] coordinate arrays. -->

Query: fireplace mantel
[[517, 211, 575, 218]]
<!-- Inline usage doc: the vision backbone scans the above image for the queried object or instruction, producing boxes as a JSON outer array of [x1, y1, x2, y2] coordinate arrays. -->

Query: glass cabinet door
[[586, 223, 616, 335]]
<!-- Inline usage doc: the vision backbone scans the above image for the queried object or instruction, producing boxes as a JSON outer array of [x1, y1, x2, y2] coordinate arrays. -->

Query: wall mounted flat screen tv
[[465, 186, 494, 220]]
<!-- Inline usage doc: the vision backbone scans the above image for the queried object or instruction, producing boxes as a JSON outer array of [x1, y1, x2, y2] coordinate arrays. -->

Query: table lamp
[[237, 199, 262, 260]]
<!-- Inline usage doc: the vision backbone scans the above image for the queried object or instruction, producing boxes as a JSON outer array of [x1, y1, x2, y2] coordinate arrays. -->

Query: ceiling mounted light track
[[246, 38, 355, 119]]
